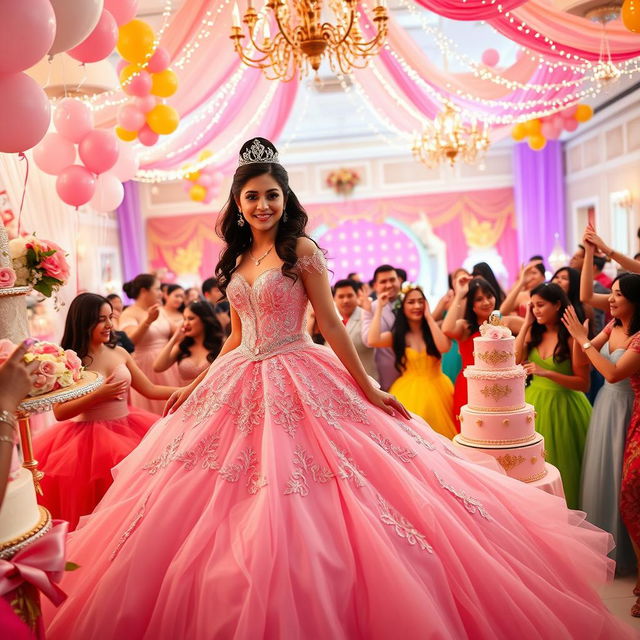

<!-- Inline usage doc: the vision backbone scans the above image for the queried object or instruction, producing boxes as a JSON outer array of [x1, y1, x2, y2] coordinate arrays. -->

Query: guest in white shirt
[[333, 279, 379, 383]]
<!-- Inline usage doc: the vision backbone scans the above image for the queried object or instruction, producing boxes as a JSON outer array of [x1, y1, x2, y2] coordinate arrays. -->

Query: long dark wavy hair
[[164, 283, 185, 313], [392, 287, 440, 372], [61, 293, 117, 365], [612, 273, 640, 336], [551, 266, 586, 323], [464, 278, 497, 334], [177, 301, 224, 364], [471, 262, 505, 306], [215, 138, 317, 295], [526, 282, 571, 364]]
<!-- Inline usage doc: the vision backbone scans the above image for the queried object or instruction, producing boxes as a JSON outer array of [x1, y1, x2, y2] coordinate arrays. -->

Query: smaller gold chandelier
[[230, 0, 389, 82], [412, 104, 490, 169]]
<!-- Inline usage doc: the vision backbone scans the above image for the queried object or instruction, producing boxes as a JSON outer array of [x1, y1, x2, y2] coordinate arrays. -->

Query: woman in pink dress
[[45, 139, 633, 639], [153, 300, 224, 385], [119, 274, 182, 414], [33, 293, 178, 530]]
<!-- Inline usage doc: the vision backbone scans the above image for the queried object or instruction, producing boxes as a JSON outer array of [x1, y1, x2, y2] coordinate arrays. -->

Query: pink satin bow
[[0, 520, 69, 606]]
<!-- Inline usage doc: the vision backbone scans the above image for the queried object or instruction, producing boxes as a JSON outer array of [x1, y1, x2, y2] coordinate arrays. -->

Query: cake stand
[[16, 370, 103, 494]]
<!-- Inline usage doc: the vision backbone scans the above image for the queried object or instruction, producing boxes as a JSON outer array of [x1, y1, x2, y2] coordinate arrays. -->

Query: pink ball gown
[[34, 363, 157, 530], [120, 309, 181, 414], [45, 252, 633, 639]]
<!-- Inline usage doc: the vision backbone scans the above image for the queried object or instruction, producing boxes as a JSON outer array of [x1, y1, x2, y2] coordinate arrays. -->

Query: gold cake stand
[[16, 370, 103, 494]]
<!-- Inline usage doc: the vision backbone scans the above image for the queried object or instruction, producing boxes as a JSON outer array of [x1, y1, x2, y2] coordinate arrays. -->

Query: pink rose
[[39, 251, 70, 283], [0, 339, 15, 363], [0, 267, 16, 288], [38, 360, 57, 376], [65, 349, 82, 380], [31, 372, 57, 395], [35, 342, 61, 355]]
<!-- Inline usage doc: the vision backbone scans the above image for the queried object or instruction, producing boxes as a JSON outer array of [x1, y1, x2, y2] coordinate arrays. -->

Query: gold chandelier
[[230, 0, 389, 81], [412, 104, 490, 169]]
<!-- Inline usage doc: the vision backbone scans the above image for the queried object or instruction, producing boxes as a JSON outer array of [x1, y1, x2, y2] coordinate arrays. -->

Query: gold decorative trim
[[502, 419, 510, 426], [497, 454, 526, 471], [457, 434, 536, 446], [479, 383, 512, 401], [474, 349, 513, 366], [467, 403, 526, 412], [522, 469, 548, 483], [0, 506, 51, 559]]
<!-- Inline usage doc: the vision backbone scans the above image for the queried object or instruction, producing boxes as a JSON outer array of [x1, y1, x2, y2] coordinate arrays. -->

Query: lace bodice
[[225, 251, 326, 361]]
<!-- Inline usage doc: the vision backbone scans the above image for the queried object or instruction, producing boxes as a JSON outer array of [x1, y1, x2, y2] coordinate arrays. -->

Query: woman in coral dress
[[368, 284, 456, 438], [119, 274, 182, 413], [443, 275, 522, 430], [44, 139, 633, 639], [34, 293, 178, 530]]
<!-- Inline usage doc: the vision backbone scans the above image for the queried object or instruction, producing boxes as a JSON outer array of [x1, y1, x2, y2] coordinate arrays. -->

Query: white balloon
[[49, 0, 104, 55], [90, 172, 124, 211]]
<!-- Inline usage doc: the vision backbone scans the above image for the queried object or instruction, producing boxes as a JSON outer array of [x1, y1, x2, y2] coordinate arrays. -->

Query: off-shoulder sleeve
[[296, 249, 327, 275], [629, 331, 640, 354], [603, 320, 615, 336]]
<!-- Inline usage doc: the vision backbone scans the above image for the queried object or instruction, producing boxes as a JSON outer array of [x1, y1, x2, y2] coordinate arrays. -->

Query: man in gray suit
[[333, 279, 379, 383]]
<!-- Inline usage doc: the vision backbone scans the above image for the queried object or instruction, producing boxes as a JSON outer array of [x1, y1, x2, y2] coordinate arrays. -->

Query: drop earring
[[237, 212, 245, 227], [282, 211, 288, 223]]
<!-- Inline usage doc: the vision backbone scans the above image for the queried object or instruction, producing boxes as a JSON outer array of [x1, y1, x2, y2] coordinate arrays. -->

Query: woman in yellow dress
[[368, 284, 456, 438]]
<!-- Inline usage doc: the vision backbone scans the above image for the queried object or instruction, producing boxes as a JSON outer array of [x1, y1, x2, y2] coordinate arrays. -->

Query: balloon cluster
[[622, 0, 640, 32], [34, 98, 139, 211], [182, 152, 224, 204], [511, 104, 594, 151], [114, 19, 179, 147]]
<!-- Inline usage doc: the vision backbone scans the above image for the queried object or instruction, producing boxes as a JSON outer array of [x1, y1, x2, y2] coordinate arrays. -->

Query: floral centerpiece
[[326, 168, 361, 197], [479, 311, 512, 339], [0, 339, 83, 396], [7, 235, 70, 298]]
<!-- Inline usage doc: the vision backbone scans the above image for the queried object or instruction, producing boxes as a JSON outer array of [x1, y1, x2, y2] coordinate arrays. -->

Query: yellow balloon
[[511, 122, 527, 142], [116, 126, 137, 142], [117, 20, 156, 64], [181, 163, 200, 182], [146, 104, 180, 135], [119, 63, 142, 88], [151, 69, 178, 98], [575, 104, 593, 123], [622, 0, 640, 32], [528, 135, 547, 151], [198, 150, 214, 162], [189, 185, 207, 202], [524, 119, 541, 136]]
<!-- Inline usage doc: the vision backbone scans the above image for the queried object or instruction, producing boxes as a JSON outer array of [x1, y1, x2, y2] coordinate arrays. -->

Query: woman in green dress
[[515, 282, 591, 509]]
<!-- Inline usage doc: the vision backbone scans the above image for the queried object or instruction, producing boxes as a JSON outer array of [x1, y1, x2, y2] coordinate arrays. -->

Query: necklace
[[249, 244, 274, 266]]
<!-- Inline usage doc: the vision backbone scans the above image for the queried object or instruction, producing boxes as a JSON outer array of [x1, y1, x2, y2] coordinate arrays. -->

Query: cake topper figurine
[[489, 310, 502, 326]]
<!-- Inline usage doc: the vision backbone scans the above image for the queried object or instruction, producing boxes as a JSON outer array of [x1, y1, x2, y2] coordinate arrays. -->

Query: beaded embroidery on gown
[[45, 251, 633, 640]]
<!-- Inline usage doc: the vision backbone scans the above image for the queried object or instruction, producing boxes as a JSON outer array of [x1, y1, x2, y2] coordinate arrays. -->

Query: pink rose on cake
[[65, 350, 82, 380], [31, 371, 58, 395], [479, 322, 512, 339], [0, 267, 16, 288]]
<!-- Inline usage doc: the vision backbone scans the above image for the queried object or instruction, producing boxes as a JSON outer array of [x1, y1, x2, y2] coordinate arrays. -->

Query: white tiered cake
[[453, 316, 547, 483]]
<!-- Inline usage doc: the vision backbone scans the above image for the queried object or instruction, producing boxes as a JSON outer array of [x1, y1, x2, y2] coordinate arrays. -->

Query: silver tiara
[[238, 139, 280, 165]]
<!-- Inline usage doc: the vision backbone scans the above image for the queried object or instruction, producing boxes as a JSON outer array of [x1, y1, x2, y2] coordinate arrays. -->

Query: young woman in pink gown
[[45, 139, 633, 639], [33, 294, 178, 530], [119, 274, 182, 414]]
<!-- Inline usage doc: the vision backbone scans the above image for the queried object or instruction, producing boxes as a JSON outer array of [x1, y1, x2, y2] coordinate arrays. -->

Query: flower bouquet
[[7, 235, 70, 298], [0, 339, 83, 396], [326, 168, 361, 197]]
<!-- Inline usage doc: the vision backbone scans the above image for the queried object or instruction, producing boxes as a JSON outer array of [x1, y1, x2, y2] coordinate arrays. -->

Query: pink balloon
[[541, 122, 555, 140], [138, 124, 159, 147], [90, 173, 125, 211], [48, 0, 103, 56], [110, 141, 139, 181], [481, 48, 500, 67], [68, 10, 118, 64], [197, 173, 213, 187], [563, 118, 578, 132], [117, 103, 145, 132], [124, 69, 152, 97], [54, 98, 93, 143], [182, 180, 193, 193], [56, 165, 96, 207], [134, 95, 156, 113], [79, 129, 119, 174], [33, 132, 76, 175], [0, 0, 56, 73], [562, 105, 578, 119], [116, 58, 128, 75], [147, 47, 170, 73], [516, 48, 526, 62], [212, 171, 224, 187], [203, 190, 214, 205], [104, 0, 139, 26], [0, 72, 51, 153]]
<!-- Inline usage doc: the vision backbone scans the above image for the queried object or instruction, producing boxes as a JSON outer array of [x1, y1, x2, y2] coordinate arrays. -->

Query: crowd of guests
[[24, 223, 640, 612]]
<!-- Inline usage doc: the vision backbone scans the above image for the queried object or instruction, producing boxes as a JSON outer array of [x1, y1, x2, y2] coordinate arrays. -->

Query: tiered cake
[[453, 315, 547, 483]]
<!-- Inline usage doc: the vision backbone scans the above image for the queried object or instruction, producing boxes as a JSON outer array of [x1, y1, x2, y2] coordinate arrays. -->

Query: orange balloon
[[151, 69, 178, 98], [119, 64, 141, 86], [146, 104, 179, 135], [622, 0, 640, 32], [115, 126, 137, 142], [524, 119, 541, 136], [575, 104, 593, 123], [528, 135, 547, 151], [117, 19, 155, 64], [511, 122, 527, 142], [189, 184, 206, 202]]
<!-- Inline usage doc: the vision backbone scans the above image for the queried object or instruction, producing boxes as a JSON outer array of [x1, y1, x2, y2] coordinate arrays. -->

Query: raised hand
[[561, 306, 588, 344], [95, 373, 129, 402], [454, 273, 472, 297], [145, 304, 161, 325]]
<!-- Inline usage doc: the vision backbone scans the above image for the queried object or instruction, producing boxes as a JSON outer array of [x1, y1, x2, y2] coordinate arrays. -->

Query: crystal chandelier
[[229, 0, 389, 81], [412, 104, 490, 169]]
